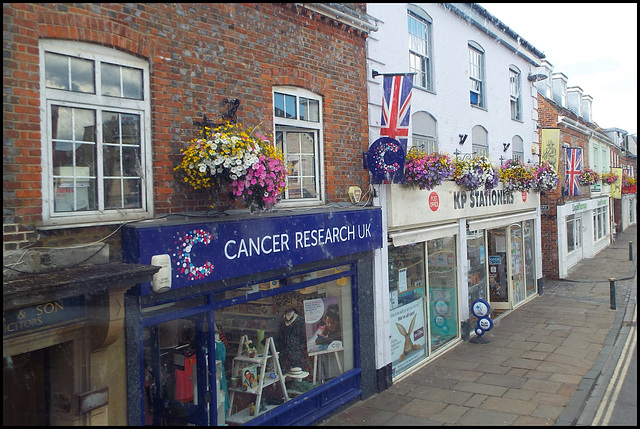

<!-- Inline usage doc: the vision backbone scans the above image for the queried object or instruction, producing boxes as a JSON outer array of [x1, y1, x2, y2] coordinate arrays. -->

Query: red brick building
[[4, 3, 382, 426]]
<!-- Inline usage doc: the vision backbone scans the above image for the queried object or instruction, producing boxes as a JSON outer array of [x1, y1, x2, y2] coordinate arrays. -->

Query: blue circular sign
[[366, 137, 405, 182], [471, 299, 490, 318]]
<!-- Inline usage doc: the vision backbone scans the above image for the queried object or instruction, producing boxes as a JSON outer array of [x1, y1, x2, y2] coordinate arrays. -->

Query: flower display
[[452, 155, 498, 191], [498, 158, 535, 193], [174, 122, 288, 211], [403, 149, 454, 190], [601, 173, 618, 185], [532, 161, 560, 192], [622, 173, 637, 187], [578, 168, 600, 186]]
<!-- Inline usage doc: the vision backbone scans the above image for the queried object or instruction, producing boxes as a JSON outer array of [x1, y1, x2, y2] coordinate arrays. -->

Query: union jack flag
[[380, 74, 413, 147], [565, 147, 582, 196]]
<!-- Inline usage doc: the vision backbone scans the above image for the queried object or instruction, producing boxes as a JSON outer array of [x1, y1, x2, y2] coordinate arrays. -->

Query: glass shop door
[[487, 227, 510, 314], [143, 313, 213, 426]]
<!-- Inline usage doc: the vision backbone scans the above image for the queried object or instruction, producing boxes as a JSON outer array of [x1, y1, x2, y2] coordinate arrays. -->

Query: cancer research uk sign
[[122, 209, 383, 295], [386, 182, 539, 228]]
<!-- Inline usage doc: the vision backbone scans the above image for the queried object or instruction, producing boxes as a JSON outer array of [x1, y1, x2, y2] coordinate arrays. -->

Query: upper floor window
[[40, 40, 152, 226], [407, 6, 433, 91], [411, 111, 438, 154], [509, 66, 522, 121], [471, 125, 488, 156], [273, 87, 323, 204], [512, 135, 524, 161], [468, 42, 485, 108]]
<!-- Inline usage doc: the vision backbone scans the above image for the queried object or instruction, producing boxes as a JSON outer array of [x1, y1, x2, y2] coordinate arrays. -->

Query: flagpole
[[371, 70, 416, 78]]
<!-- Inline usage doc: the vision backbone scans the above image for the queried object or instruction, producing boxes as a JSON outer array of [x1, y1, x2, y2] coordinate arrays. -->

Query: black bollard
[[630, 241, 634, 261], [609, 278, 617, 310]]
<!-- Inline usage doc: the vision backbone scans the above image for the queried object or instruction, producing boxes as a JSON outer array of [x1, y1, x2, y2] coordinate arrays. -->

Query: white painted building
[[365, 3, 547, 386]]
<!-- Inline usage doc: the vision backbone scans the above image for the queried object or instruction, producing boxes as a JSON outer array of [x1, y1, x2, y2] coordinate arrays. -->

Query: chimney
[[567, 86, 583, 117], [551, 72, 568, 108], [581, 95, 593, 123]]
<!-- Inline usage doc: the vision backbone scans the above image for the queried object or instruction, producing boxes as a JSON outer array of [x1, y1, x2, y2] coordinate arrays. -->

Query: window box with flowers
[[452, 155, 499, 191], [531, 161, 559, 192], [622, 173, 637, 193], [601, 173, 618, 186], [403, 149, 455, 190], [174, 123, 289, 212], [578, 168, 600, 186], [498, 159, 534, 193]]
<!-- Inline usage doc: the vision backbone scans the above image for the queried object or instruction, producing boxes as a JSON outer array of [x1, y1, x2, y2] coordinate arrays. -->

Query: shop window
[[214, 265, 353, 423], [388, 243, 428, 378], [40, 40, 152, 226], [427, 237, 458, 352], [273, 87, 323, 204], [524, 220, 537, 298], [566, 214, 582, 252], [467, 230, 487, 335], [593, 207, 607, 241]]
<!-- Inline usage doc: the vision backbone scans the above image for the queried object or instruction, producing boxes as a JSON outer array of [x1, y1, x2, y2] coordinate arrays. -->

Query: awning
[[467, 210, 537, 232], [389, 223, 459, 247]]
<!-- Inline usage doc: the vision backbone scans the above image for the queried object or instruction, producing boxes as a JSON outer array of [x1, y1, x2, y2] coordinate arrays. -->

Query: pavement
[[319, 224, 637, 426]]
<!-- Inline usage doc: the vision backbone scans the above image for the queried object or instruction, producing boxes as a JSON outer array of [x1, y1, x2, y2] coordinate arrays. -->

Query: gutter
[[443, 3, 544, 67], [299, 3, 379, 33]]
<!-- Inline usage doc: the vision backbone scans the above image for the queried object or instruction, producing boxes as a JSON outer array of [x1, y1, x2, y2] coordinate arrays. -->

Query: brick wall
[[3, 3, 371, 248]]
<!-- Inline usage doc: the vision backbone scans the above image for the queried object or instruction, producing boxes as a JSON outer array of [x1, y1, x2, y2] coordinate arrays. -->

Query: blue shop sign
[[123, 209, 383, 295], [3, 296, 86, 336]]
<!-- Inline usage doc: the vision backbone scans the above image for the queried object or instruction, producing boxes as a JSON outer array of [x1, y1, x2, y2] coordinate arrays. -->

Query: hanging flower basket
[[578, 168, 600, 186], [403, 149, 454, 190], [601, 173, 618, 185], [532, 161, 560, 192], [452, 155, 498, 191], [174, 122, 288, 211], [622, 173, 637, 187], [499, 159, 534, 193]]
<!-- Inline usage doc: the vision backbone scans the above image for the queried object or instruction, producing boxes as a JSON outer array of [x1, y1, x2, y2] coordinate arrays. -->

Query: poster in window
[[390, 299, 426, 376], [303, 297, 343, 354]]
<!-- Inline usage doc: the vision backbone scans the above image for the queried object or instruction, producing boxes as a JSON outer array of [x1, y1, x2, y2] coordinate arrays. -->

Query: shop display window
[[466, 230, 487, 334], [427, 237, 458, 351], [524, 220, 537, 298], [388, 243, 427, 377], [214, 264, 354, 424]]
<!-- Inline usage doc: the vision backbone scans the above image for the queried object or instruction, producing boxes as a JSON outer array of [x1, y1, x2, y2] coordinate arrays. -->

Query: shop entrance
[[142, 312, 213, 426], [487, 224, 527, 317]]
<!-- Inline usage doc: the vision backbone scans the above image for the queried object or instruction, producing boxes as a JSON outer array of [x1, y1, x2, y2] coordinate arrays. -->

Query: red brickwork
[[3, 3, 371, 249]]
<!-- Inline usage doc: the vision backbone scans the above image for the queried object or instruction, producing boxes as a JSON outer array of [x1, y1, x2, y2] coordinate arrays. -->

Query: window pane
[[101, 63, 121, 97], [75, 108, 96, 143], [54, 177, 96, 212], [45, 52, 69, 90], [122, 66, 143, 100], [103, 145, 121, 176], [274, 92, 296, 119], [122, 146, 141, 177], [428, 236, 458, 352], [75, 142, 96, 176], [307, 99, 319, 122], [70, 57, 95, 93], [302, 177, 317, 198], [300, 132, 314, 153]]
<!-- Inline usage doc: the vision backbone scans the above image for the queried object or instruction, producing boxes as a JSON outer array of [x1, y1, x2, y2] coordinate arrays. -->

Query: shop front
[[122, 207, 382, 426], [381, 182, 541, 380], [556, 197, 610, 278]]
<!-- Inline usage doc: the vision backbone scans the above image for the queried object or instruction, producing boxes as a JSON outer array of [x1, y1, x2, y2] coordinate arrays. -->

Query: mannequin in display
[[276, 308, 307, 373]]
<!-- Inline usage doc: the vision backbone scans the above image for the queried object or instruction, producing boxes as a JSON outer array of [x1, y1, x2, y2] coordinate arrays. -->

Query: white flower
[[198, 164, 207, 173]]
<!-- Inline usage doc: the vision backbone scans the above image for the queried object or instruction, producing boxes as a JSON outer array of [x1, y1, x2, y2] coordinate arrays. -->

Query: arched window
[[512, 135, 524, 161], [472, 125, 488, 156], [411, 111, 437, 153]]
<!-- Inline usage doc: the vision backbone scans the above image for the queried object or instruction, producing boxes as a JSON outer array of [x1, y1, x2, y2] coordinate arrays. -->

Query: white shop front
[[378, 182, 542, 380]]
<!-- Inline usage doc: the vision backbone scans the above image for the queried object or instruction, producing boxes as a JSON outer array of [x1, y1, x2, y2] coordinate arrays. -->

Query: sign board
[[3, 296, 86, 336], [123, 209, 383, 295]]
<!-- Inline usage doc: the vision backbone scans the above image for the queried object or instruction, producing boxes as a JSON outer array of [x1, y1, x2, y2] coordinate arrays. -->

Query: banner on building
[[373, 73, 413, 184], [540, 128, 561, 170], [611, 167, 623, 199], [565, 147, 583, 196]]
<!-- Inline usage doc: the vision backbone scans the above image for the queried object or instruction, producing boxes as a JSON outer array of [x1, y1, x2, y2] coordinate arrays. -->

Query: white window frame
[[407, 5, 433, 91], [273, 86, 324, 206], [593, 207, 607, 241], [512, 135, 524, 162], [471, 125, 488, 156], [411, 111, 438, 154], [39, 40, 153, 227], [468, 42, 485, 109], [509, 66, 522, 121]]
